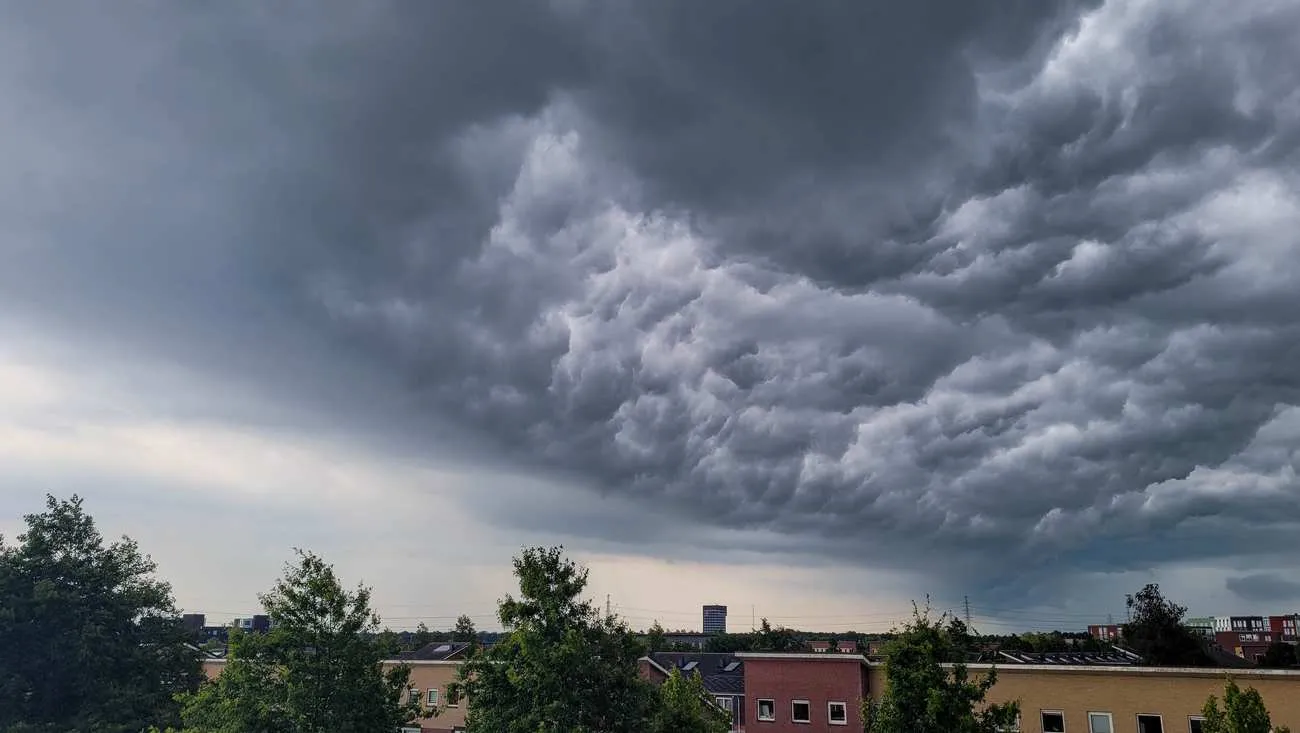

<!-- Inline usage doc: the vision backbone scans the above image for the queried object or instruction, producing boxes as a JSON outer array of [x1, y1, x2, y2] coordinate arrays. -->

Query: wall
[[865, 665, 1300, 731], [743, 656, 867, 732]]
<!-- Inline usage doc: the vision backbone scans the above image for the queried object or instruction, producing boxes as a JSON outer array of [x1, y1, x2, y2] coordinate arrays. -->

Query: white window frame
[[1188, 716, 1206, 733], [1041, 710, 1067, 733], [407, 687, 420, 705], [426, 688, 438, 707], [791, 699, 811, 724], [757, 698, 776, 721], [1137, 713, 1164, 733], [715, 696, 732, 714], [828, 700, 848, 725], [1088, 712, 1114, 733]]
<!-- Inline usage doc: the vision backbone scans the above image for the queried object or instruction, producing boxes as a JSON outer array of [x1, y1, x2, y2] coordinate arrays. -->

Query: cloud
[[1225, 574, 1300, 604], [3, 0, 1300, 617]]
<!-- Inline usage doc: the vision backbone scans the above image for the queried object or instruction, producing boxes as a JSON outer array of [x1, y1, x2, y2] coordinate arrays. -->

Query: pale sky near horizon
[[3, 0, 1300, 634]]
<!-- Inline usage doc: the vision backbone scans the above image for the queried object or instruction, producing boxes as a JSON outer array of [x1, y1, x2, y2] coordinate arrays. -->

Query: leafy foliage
[[1122, 583, 1213, 666], [1201, 677, 1292, 733], [454, 613, 478, 645], [457, 546, 654, 733], [178, 550, 422, 733], [0, 495, 201, 733], [646, 620, 668, 652], [753, 617, 801, 652], [864, 602, 1019, 733], [647, 668, 730, 733]]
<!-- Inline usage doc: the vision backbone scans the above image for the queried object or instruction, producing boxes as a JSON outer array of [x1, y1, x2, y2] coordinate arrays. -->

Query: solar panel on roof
[[723, 662, 740, 672], [683, 661, 698, 671], [434, 644, 452, 653]]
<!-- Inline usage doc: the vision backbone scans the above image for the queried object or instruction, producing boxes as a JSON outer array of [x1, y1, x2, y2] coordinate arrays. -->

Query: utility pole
[[752, 604, 756, 631], [964, 596, 972, 627], [606, 594, 611, 621]]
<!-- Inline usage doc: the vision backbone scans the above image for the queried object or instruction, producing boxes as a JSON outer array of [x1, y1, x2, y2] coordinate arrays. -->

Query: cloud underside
[[5, 0, 1300, 592]]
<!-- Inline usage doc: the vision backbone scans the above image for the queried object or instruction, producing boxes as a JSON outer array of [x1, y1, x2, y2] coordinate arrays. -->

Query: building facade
[[704, 605, 728, 635], [641, 652, 745, 731], [1087, 624, 1121, 642], [738, 653, 868, 731]]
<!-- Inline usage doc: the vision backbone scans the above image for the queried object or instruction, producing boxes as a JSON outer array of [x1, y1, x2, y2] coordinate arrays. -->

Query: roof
[[997, 649, 1143, 666], [397, 641, 472, 661], [737, 651, 870, 665], [650, 652, 745, 696]]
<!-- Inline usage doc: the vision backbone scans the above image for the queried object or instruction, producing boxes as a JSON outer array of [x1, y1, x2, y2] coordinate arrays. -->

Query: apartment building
[[1087, 624, 1121, 642], [719, 653, 1300, 732]]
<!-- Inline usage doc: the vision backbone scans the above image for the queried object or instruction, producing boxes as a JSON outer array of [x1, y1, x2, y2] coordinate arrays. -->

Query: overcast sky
[[2, 0, 1299, 635]]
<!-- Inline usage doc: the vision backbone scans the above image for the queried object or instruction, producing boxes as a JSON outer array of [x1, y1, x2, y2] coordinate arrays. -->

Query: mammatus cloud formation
[[3, 0, 1299, 610]]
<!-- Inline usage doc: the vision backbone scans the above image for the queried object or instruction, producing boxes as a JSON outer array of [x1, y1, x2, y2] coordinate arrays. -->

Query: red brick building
[[1087, 624, 1121, 642], [737, 652, 867, 730]]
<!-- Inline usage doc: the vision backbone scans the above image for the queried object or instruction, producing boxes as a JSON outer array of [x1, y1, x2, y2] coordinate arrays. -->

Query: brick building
[[738, 652, 867, 730]]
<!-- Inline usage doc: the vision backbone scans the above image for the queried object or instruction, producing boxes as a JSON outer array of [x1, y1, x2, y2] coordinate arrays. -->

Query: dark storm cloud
[[6, 0, 1300, 599], [1225, 574, 1300, 604]]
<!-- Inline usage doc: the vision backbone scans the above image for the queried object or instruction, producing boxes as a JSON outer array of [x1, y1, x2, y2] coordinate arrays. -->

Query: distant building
[[808, 640, 831, 653], [1186, 617, 1216, 638], [836, 640, 858, 653], [182, 613, 206, 636], [703, 605, 727, 635], [1088, 624, 1121, 642], [234, 615, 272, 634], [1269, 614, 1299, 641]]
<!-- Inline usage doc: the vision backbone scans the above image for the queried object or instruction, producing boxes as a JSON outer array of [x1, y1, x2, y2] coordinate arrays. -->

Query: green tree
[[1258, 641, 1298, 669], [453, 613, 478, 645], [753, 618, 800, 652], [703, 632, 754, 653], [646, 620, 667, 652], [648, 668, 730, 733], [457, 546, 654, 732], [179, 550, 423, 733], [410, 621, 435, 650], [1201, 677, 1292, 733], [864, 602, 1019, 733], [1122, 584, 1212, 666], [0, 495, 202, 733]]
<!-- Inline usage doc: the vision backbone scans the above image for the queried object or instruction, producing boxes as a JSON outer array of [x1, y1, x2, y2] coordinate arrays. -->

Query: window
[[426, 688, 438, 707], [757, 699, 775, 721], [407, 688, 420, 706], [999, 714, 1022, 732], [1088, 712, 1113, 733], [1188, 718, 1205, 733], [716, 697, 733, 715], [791, 700, 811, 723], [828, 701, 848, 725], [1137, 715, 1164, 733], [1041, 711, 1066, 732], [446, 685, 461, 707]]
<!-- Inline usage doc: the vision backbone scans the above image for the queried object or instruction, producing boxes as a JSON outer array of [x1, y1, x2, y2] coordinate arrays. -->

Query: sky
[[2, 0, 1299, 635]]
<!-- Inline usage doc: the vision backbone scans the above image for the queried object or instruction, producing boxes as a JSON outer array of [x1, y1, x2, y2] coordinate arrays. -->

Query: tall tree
[[457, 546, 654, 732], [1122, 583, 1212, 666], [453, 613, 478, 645], [0, 495, 201, 733], [411, 621, 435, 650], [1201, 678, 1292, 733], [647, 668, 730, 733], [179, 550, 423, 733], [646, 620, 667, 652], [864, 603, 1019, 733]]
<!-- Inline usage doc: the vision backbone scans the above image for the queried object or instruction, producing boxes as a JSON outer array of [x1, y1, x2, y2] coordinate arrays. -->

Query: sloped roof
[[650, 652, 745, 696]]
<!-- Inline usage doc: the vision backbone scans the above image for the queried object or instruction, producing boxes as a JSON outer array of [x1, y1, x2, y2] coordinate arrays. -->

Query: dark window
[[757, 699, 775, 721], [1138, 716, 1163, 733], [791, 700, 811, 723], [1189, 718, 1205, 733], [1042, 711, 1066, 732]]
